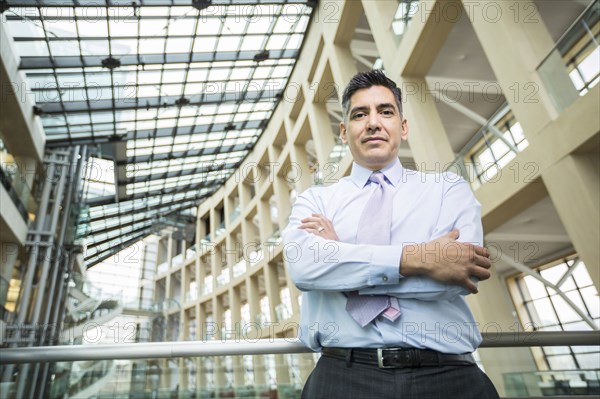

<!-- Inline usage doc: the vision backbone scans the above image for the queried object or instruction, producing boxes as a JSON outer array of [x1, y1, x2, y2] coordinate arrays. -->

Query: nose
[[367, 112, 380, 132]]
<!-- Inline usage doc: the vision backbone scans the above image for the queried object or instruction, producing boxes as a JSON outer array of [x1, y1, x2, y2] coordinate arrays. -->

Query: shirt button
[[382, 276, 388, 281]]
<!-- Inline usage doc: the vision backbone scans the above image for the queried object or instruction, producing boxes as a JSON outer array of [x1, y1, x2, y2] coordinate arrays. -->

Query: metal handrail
[[2, 331, 598, 364]]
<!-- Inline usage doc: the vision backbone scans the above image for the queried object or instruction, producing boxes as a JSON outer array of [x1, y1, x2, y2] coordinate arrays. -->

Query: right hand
[[401, 229, 492, 293]]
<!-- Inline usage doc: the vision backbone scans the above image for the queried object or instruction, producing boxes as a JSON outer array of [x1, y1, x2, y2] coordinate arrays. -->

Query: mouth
[[362, 137, 387, 143]]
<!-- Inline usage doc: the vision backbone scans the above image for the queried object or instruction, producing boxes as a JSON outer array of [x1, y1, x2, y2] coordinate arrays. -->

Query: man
[[282, 70, 499, 398]]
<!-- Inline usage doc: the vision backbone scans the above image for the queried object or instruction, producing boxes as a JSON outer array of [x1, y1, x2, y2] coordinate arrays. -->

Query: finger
[[299, 222, 322, 230], [312, 214, 333, 227], [472, 267, 491, 281], [299, 222, 319, 230], [304, 228, 322, 236], [462, 279, 478, 294], [310, 213, 328, 223], [301, 217, 322, 224], [474, 254, 492, 269], [447, 229, 460, 240], [474, 245, 490, 258]]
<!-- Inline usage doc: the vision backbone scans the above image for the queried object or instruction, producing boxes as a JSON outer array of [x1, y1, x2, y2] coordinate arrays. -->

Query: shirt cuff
[[366, 245, 402, 286]]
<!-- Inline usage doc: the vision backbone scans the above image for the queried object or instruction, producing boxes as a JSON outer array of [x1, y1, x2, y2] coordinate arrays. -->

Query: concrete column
[[195, 254, 201, 300], [306, 101, 336, 165], [327, 44, 357, 95], [272, 174, 292, 232], [239, 181, 249, 211], [198, 254, 207, 299], [212, 296, 226, 391], [182, 258, 189, 305], [210, 237, 219, 294], [402, 77, 456, 167], [257, 195, 272, 243], [209, 207, 217, 241], [463, 0, 558, 135], [542, 153, 600, 289], [289, 143, 313, 192], [274, 354, 291, 394], [263, 263, 281, 324], [361, 0, 397, 69], [230, 232, 241, 277], [229, 287, 244, 388], [178, 357, 188, 395], [165, 234, 173, 299], [246, 276, 266, 387]]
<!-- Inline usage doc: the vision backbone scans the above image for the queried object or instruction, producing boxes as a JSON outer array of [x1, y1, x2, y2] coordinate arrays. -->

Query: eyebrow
[[349, 102, 398, 115]]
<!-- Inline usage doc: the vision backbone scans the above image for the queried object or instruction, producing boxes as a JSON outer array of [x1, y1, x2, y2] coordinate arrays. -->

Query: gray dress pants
[[301, 355, 501, 399]]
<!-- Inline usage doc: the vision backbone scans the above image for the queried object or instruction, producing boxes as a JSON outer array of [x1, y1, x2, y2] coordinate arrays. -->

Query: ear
[[400, 117, 409, 141], [339, 121, 348, 144]]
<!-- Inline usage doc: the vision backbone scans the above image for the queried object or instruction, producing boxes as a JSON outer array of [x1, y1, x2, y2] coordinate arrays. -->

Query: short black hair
[[341, 70, 403, 120]]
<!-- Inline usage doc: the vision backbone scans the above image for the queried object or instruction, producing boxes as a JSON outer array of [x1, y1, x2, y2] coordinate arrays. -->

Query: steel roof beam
[[35, 89, 280, 114], [19, 49, 298, 70]]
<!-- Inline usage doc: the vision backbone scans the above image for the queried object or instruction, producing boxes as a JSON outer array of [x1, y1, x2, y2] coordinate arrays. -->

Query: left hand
[[299, 213, 339, 241]]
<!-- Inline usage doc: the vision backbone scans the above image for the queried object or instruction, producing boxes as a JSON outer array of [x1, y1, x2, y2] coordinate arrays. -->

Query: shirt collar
[[349, 158, 404, 188]]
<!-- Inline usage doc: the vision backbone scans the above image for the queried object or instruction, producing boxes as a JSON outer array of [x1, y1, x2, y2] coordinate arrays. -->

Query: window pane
[[530, 299, 559, 326], [541, 264, 567, 285], [550, 295, 582, 324], [523, 275, 547, 300], [576, 353, 600, 369], [546, 355, 577, 370]]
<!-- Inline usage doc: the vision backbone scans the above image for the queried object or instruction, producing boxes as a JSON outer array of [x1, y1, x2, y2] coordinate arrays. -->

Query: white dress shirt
[[282, 158, 484, 353]]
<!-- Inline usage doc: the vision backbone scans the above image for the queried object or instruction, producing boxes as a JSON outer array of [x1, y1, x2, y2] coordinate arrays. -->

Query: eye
[[352, 112, 366, 119], [381, 109, 394, 116]]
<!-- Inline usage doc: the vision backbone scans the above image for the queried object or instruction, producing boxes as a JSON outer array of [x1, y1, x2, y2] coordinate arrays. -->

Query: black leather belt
[[322, 347, 475, 369]]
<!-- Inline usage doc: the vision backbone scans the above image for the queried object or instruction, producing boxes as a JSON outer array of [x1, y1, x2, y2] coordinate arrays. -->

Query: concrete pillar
[[327, 44, 357, 96], [402, 77, 456, 167], [246, 276, 266, 387], [542, 153, 600, 289], [263, 263, 281, 324], [361, 0, 397, 68], [306, 101, 336, 165], [257, 195, 272, 243], [212, 296, 226, 391], [165, 234, 173, 299], [274, 354, 291, 394], [289, 143, 313, 192], [229, 287, 244, 388], [463, 0, 558, 135], [272, 174, 292, 232]]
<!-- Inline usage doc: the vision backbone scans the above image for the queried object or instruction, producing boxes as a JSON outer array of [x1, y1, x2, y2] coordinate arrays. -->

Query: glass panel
[[10, 1, 310, 258], [536, 3, 599, 111]]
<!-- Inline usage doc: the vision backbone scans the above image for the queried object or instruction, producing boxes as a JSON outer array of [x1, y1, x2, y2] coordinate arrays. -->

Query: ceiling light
[[253, 50, 270, 62], [192, 0, 212, 11], [101, 57, 121, 70]]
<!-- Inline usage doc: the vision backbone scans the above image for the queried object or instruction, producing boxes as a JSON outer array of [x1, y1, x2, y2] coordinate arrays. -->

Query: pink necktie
[[345, 172, 401, 327]]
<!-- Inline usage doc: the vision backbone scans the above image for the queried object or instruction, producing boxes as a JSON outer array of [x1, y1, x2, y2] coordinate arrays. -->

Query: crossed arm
[[301, 214, 490, 300], [282, 181, 492, 300]]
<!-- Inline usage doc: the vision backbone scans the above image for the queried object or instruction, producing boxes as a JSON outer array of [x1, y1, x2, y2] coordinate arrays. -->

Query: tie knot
[[369, 171, 386, 186]]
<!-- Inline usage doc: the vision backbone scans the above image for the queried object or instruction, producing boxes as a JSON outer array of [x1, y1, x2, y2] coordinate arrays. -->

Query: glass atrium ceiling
[[3, 0, 315, 267]]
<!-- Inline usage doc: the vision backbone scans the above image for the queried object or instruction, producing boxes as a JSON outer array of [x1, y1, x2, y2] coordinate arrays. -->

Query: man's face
[[340, 85, 408, 171]]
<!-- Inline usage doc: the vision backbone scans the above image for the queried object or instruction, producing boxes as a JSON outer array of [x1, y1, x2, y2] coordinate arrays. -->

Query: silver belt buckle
[[377, 348, 394, 369]]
